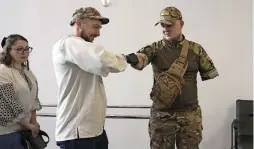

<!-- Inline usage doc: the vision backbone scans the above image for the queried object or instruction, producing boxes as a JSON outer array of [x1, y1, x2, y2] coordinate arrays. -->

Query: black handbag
[[21, 130, 50, 149]]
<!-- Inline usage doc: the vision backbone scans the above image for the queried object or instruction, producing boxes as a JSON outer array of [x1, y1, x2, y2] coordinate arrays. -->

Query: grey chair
[[231, 99, 253, 149]]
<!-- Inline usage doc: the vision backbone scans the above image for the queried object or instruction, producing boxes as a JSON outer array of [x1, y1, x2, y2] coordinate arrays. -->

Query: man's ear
[[76, 18, 82, 28], [181, 20, 184, 26]]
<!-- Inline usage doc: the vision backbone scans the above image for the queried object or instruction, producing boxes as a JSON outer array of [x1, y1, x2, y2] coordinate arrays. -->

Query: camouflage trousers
[[148, 106, 203, 149]]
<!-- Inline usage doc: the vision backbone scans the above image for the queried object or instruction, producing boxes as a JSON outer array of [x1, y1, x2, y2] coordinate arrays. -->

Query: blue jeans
[[57, 130, 108, 149], [0, 131, 26, 149]]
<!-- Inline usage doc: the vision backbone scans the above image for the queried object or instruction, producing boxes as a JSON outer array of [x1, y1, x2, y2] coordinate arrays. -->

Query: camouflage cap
[[155, 7, 182, 26], [70, 7, 109, 26]]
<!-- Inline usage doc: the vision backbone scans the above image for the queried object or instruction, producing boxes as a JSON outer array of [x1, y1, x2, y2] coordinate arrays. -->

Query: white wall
[[0, 0, 253, 149]]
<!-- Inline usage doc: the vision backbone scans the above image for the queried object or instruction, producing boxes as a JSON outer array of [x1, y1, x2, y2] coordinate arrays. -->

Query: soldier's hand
[[124, 53, 139, 65], [132, 53, 144, 69], [136, 53, 145, 62]]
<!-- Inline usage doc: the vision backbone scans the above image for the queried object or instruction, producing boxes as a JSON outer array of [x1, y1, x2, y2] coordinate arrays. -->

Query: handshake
[[123, 53, 140, 66]]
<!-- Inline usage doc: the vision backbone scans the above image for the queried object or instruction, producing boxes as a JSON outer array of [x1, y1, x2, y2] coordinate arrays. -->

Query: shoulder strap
[[167, 40, 189, 77], [38, 130, 50, 143]]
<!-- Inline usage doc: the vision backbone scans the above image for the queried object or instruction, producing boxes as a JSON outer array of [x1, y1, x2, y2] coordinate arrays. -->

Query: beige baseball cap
[[70, 7, 109, 26]]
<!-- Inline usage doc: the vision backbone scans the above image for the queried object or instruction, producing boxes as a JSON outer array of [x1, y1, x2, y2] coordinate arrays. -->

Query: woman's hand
[[26, 123, 39, 137], [29, 110, 40, 137]]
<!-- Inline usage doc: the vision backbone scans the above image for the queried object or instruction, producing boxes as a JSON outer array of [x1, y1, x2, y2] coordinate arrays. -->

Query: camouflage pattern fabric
[[135, 36, 218, 148], [155, 7, 182, 26], [137, 37, 218, 110], [134, 6, 218, 149], [137, 37, 218, 80], [149, 106, 203, 149], [70, 7, 109, 26], [151, 73, 184, 109], [151, 40, 189, 109], [136, 40, 164, 69], [197, 46, 218, 81]]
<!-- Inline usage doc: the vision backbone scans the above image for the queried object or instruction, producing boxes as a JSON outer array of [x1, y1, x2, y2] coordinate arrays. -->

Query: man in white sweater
[[52, 7, 139, 149]]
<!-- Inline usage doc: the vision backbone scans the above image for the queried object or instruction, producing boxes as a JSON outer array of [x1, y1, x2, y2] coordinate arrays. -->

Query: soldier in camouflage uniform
[[131, 7, 219, 149]]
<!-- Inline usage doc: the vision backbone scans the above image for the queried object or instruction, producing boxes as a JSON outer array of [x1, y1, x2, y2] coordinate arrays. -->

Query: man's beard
[[81, 35, 92, 42], [81, 31, 93, 42]]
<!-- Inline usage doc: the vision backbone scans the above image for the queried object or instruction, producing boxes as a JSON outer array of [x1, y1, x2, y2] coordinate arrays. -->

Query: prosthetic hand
[[123, 53, 139, 66]]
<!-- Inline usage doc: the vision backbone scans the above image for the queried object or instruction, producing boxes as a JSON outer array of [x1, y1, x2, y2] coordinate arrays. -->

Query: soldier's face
[[161, 20, 183, 41], [78, 18, 102, 42]]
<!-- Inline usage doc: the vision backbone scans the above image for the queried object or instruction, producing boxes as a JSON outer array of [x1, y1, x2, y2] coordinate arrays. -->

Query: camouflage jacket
[[136, 35, 219, 111]]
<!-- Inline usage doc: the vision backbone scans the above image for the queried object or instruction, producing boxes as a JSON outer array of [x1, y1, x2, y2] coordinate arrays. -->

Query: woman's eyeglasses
[[14, 47, 33, 54]]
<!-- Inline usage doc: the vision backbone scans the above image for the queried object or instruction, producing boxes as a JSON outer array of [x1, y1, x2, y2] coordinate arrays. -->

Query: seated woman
[[0, 34, 42, 149]]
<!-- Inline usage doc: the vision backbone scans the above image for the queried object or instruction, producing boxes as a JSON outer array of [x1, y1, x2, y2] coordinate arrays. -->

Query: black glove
[[124, 53, 139, 66]]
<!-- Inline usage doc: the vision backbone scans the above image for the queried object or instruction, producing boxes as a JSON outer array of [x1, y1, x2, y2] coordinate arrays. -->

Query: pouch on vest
[[151, 40, 189, 108]]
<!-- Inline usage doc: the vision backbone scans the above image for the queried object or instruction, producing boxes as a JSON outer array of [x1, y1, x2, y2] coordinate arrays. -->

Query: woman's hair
[[0, 34, 30, 70]]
